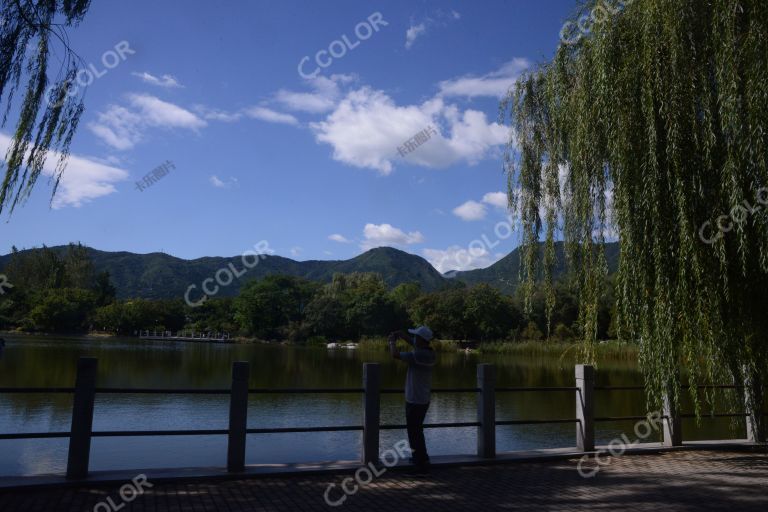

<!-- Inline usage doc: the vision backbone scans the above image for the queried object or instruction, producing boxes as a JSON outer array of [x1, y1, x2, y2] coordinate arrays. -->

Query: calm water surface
[[0, 336, 745, 477]]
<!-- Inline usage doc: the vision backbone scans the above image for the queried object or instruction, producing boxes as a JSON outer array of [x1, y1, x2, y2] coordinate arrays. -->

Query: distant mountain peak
[[0, 242, 619, 299]]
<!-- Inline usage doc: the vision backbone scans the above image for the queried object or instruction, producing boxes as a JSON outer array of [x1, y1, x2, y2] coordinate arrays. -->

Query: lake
[[0, 336, 746, 477]]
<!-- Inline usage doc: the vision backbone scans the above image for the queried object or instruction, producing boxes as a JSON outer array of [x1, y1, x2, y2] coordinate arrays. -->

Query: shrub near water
[[478, 340, 638, 362], [356, 337, 459, 353]]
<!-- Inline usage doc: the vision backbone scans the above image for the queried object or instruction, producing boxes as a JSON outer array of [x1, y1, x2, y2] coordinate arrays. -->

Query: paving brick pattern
[[1, 451, 767, 511]]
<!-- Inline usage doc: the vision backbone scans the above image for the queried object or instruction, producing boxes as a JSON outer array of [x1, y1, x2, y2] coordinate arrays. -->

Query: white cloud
[[194, 106, 243, 122], [88, 94, 206, 150], [438, 58, 530, 98], [132, 72, 183, 88], [310, 88, 507, 174], [328, 234, 351, 243], [361, 223, 424, 250], [209, 175, 238, 189], [482, 191, 508, 209], [244, 106, 299, 126], [0, 133, 129, 208], [275, 75, 354, 114], [196, 104, 300, 125], [87, 106, 142, 150], [453, 200, 487, 221], [405, 23, 427, 49], [129, 94, 205, 129], [404, 11, 461, 49], [423, 245, 500, 273], [276, 90, 335, 114], [290, 246, 303, 258]]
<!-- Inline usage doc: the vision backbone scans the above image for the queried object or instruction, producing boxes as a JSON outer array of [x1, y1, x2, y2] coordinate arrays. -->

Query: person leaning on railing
[[388, 326, 436, 475]]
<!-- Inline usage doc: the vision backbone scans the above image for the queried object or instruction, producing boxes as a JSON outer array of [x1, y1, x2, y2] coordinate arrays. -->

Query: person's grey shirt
[[400, 347, 436, 404]]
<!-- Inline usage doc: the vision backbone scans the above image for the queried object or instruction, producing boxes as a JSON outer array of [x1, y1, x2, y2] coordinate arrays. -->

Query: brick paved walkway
[[1, 451, 767, 511]]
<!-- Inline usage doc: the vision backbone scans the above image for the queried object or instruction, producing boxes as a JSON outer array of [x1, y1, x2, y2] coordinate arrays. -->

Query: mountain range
[[0, 243, 620, 299]]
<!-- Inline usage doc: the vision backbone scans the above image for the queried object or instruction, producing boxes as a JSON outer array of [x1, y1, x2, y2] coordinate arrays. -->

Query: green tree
[[390, 282, 422, 309], [62, 243, 95, 289], [520, 322, 544, 342], [341, 273, 400, 338], [234, 275, 318, 339], [464, 284, 520, 341], [4, 245, 65, 291], [552, 323, 575, 342], [1, 1, 93, 214], [93, 299, 185, 333], [93, 271, 116, 307], [302, 273, 400, 340], [303, 292, 347, 340], [506, 0, 768, 419], [28, 288, 96, 332], [92, 302, 124, 333], [186, 297, 237, 333], [410, 288, 470, 340]]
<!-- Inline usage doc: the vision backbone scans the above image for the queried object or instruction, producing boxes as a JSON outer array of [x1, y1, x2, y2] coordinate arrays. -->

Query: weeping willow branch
[[0, 0, 91, 215], [504, 0, 768, 422]]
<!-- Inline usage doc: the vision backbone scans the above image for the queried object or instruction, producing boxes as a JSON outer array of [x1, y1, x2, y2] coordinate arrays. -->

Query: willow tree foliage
[[0, 0, 91, 215], [504, 0, 768, 422]]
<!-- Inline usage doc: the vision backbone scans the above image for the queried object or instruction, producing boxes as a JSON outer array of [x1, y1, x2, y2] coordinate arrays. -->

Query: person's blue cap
[[408, 326, 433, 342]]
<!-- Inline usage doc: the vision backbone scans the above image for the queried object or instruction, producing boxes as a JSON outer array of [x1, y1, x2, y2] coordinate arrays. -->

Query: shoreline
[[0, 331, 639, 362]]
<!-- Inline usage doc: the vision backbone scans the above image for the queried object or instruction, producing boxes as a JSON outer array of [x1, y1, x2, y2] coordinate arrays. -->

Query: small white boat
[[326, 342, 357, 350]]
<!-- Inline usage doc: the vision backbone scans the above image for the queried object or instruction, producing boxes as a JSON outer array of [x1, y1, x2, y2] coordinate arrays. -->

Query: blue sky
[[1, 0, 576, 272]]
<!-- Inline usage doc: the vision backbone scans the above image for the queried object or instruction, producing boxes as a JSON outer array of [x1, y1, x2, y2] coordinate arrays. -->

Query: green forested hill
[[0, 246, 449, 299], [448, 242, 620, 294], [0, 243, 619, 299]]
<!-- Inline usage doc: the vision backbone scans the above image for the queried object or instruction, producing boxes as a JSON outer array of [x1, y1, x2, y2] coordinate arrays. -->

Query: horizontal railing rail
[[0, 358, 765, 480], [0, 387, 76, 393], [496, 386, 579, 392], [594, 385, 645, 391], [594, 415, 666, 422], [496, 418, 579, 426]]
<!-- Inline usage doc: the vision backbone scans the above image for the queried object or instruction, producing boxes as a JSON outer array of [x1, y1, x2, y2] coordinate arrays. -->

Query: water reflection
[[0, 336, 747, 477]]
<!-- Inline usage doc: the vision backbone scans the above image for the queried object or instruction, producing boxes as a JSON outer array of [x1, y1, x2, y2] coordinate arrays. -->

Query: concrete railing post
[[477, 364, 496, 458], [662, 392, 683, 447], [575, 365, 594, 452], [362, 363, 381, 464], [66, 357, 97, 480], [227, 361, 250, 472]]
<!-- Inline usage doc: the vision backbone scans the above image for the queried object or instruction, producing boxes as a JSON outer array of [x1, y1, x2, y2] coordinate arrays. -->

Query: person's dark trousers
[[405, 401, 430, 467]]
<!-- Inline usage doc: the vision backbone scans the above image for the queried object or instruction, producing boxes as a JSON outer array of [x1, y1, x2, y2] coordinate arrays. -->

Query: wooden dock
[[138, 330, 232, 343]]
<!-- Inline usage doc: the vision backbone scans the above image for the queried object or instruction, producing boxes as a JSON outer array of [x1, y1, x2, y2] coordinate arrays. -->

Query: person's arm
[[391, 330, 413, 344], [388, 333, 402, 360]]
